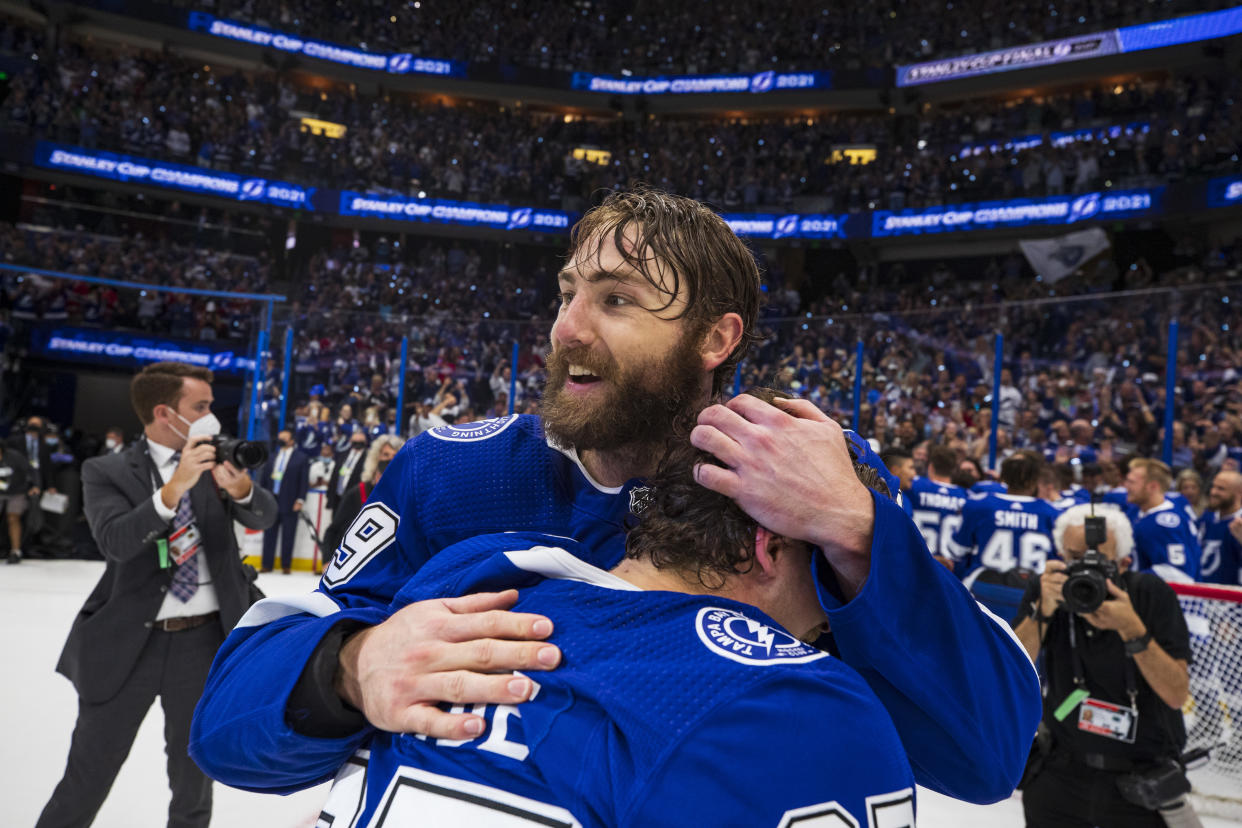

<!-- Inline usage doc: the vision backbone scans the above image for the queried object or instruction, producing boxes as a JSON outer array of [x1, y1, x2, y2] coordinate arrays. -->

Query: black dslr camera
[[207, 436, 269, 470], [1061, 516, 1117, 614]]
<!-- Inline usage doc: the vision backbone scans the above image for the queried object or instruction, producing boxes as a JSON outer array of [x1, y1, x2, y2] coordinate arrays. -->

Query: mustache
[[547, 346, 618, 381]]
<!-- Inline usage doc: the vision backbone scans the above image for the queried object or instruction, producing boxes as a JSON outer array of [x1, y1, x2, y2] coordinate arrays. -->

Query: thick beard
[[541, 329, 706, 454]]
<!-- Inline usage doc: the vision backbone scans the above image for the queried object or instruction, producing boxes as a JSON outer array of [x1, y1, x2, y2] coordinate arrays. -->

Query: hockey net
[[1173, 582, 1242, 820]]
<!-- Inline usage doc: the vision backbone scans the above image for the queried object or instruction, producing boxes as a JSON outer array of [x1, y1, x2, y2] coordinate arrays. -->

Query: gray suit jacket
[[56, 439, 277, 704]]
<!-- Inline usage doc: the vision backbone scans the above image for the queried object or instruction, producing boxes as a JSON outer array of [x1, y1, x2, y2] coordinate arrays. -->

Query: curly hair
[[625, 388, 891, 588]]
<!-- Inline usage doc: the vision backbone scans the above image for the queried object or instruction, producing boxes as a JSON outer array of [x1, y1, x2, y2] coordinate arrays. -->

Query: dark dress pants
[[261, 508, 298, 571], [1023, 751, 1166, 828], [37, 621, 223, 828]]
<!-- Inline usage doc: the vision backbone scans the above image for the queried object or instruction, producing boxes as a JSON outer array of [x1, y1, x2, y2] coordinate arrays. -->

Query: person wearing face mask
[[320, 435, 403, 561], [258, 428, 310, 574], [98, 427, 126, 456], [327, 431, 369, 512], [36, 362, 276, 828], [5, 415, 56, 558]]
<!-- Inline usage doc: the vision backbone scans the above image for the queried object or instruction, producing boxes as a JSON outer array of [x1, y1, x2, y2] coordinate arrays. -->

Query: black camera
[[207, 436, 269, 470], [1061, 517, 1117, 614]]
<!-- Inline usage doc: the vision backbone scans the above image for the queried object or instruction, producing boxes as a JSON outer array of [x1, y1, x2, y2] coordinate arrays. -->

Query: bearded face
[[541, 324, 706, 453]]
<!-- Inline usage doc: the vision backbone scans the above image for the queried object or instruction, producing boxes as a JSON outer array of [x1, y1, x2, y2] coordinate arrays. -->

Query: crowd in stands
[[3, 17, 1239, 213], [0, 221, 270, 337], [167, 0, 1229, 73]]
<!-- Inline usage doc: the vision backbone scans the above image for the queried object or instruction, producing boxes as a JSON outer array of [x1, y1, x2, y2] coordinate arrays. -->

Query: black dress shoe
[[6, 551, 21, 565]]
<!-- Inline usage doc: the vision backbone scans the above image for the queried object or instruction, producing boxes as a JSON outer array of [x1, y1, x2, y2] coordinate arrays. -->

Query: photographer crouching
[[1013, 503, 1200, 828]]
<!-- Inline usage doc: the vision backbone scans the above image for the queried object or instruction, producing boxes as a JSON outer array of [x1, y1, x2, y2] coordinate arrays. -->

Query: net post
[[278, 323, 294, 432], [509, 340, 519, 417], [395, 335, 408, 436], [246, 300, 271, 441], [1162, 319, 1178, 465], [852, 339, 864, 430], [989, 331, 1003, 473]]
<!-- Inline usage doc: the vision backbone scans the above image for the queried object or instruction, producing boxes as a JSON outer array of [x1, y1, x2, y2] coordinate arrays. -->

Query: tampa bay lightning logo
[[210, 352, 234, 369], [239, 179, 266, 200], [1156, 512, 1181, 529], [507, 208, 532, 230], [387, 53, 413, 73], [428, 414, 519, 443], [1068, 193, 1100, 223], [695, 607, 828, 666], [749, 70, 775, 93], [774, 214, 799, 239]]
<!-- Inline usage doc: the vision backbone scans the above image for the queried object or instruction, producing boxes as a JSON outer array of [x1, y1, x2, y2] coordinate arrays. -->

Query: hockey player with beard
[[307, 393, 1038, 827], [191, 188, 1040, 805]]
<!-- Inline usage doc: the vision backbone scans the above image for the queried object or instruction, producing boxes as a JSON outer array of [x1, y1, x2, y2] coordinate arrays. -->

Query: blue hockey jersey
[[315, 532, 918, 828], [947, 494, 1061, 578], [190, 414, 1040, 806], [1199, 508, 1242, 586], [907, 476, 967, 558], [1132, 500, 1202, 583]]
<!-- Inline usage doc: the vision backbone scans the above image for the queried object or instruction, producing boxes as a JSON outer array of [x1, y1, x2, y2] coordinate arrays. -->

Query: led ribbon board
[[570, 70, 831, 95], [29, 326, 257, 375], [338, 192, 574, 233], [35, 142, 314, 209], [186, 12, 464, 77], [871, 189, 1163, 237], [897, 6, 1242, 87]]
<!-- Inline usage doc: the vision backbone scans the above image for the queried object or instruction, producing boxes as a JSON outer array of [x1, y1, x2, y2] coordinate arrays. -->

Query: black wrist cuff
[[286, 619, 372, 738]]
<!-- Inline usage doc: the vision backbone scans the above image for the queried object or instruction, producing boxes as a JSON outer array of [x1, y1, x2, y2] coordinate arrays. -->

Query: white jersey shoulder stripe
[[235, 591, 343, 629]]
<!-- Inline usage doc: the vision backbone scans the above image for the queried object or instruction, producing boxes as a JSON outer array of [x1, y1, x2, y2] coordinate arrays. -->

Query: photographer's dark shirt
[[1014, 570, 1192, 762]]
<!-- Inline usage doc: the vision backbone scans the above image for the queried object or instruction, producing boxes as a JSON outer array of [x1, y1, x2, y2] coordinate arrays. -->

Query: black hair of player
[[626, 388, 891, 588]]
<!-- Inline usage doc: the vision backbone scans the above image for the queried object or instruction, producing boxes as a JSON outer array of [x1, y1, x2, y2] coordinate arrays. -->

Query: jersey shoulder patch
[[695, 606, 828, 667], [1155, 512, 1181, 529], [427, 415, 520, 443]]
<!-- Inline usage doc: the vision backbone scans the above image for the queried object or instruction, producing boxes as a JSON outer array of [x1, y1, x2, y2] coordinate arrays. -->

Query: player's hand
[[691, 395, 874, 593], [292, 501, 303, 512], [1039, 559, 1068, 618], [1081, 580, 1145, 639], [165, 435, 216, 504], [1229, 516, 1242, 545], [212, 460, 252, 500], [337, 590, 561, 739]]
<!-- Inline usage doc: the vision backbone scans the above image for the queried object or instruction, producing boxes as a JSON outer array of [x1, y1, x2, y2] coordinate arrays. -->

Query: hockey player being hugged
[[948, 450, 1063, 585], [1199, 470, 1242, 586], [1124, 459, 1201, 583], [190, 188, 1042, 807], [907, 445, 968, 567], [308, 398, 1035, 827]]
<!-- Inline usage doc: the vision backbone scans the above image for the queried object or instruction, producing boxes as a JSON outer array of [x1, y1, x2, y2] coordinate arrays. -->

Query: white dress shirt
[[147, 438, 252, 620]]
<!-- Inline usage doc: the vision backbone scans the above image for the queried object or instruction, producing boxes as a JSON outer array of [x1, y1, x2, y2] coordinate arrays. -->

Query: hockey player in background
[[948, 450, 1062, 584], [1199, 470, 1242, 586], [1125, 458, 1202, 583], [306, 394, 1038, 827], [191, 188, 1041, 806], [907, 445, 968, 566]]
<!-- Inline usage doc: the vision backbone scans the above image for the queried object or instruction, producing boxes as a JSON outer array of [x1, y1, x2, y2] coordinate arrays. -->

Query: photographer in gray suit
[[38, 362, 277, 828]]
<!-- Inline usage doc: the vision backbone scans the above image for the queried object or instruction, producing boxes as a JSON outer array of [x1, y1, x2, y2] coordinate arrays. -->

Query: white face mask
[[170, 410, 222, 442], [105, 437, 119, 450]]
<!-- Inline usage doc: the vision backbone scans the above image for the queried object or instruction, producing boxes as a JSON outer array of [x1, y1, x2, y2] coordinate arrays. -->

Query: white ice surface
[[3, 559, 1238, 827]]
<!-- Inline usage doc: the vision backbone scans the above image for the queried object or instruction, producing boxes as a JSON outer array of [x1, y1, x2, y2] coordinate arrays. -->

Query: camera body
[[207, 436, 269, 470], [1061, 516, 1117, 614]]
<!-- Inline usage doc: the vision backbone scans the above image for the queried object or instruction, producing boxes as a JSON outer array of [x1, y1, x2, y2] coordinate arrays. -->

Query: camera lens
[[234, 442, 269, 469]]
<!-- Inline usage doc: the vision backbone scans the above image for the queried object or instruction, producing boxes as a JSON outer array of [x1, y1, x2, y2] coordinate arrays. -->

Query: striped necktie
[[167, 452, 198, 602]]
